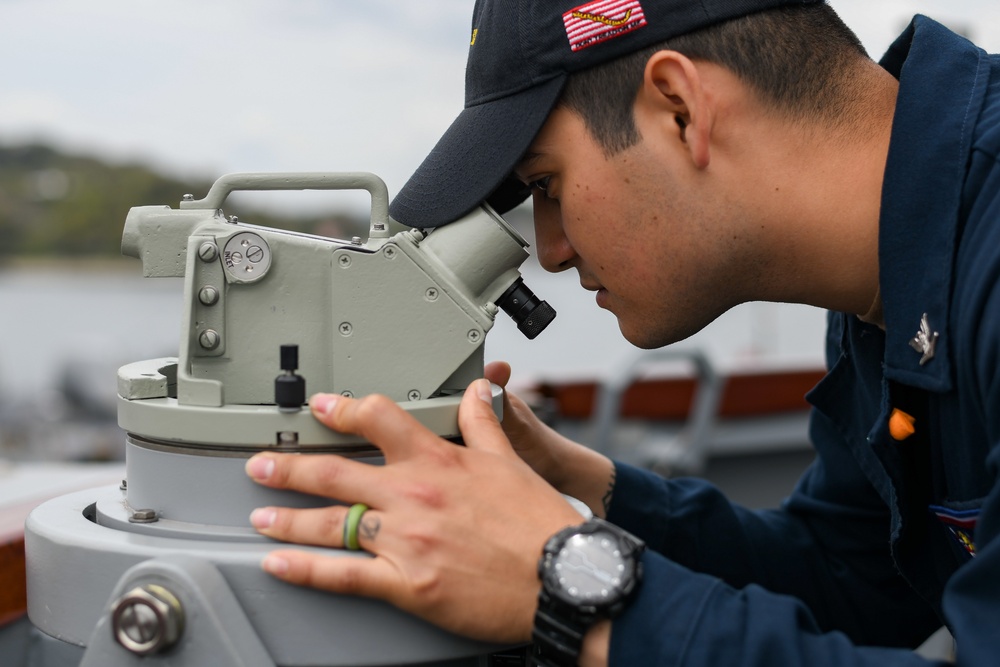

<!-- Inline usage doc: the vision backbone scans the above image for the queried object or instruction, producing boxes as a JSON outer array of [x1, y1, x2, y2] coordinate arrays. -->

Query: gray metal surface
[[117, 359, 503, 448], [119, 437, 368, 529], [120, 174, 532, 413], [79, 556, 276, 667], [0, 617, 84, 667], [26, 487, 507, 666]]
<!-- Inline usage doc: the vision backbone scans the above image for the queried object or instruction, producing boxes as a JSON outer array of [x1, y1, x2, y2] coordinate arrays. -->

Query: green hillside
[[0, 143, 367, 258]]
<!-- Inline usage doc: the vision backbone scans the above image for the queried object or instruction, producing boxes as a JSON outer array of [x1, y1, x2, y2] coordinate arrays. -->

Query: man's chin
[[617, 316, 693, 350], [617, 322, 668, 350]]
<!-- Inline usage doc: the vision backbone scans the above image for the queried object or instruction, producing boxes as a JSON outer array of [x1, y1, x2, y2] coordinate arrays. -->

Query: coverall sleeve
[[606, 550, 949, 666], [604, 457, 950, 666]]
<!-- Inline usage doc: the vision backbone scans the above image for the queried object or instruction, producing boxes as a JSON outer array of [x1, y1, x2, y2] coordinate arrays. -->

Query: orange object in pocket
[[889, 408, 916, 441]]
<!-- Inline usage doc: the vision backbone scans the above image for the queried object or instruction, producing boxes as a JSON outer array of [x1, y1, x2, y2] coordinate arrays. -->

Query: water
[[0, 259, 827, 403], [0, 263, 182, 400]]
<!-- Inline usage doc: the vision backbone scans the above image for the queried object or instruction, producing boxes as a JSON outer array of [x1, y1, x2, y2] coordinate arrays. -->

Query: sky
[[1, 0, 998, 217]]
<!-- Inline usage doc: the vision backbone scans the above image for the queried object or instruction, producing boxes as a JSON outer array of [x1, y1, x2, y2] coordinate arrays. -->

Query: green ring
[[343, 503, 369, 551]]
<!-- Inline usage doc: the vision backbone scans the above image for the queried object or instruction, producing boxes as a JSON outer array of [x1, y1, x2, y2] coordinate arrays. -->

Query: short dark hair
[[559, 4, 870, 156]]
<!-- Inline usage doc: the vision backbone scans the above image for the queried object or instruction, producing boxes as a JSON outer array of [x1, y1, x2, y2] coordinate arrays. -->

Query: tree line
[[0, 143, 367, 259]]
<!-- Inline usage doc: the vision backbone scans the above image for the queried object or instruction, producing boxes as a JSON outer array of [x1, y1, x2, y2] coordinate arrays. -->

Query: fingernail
[[309, 393, 338, 416], [246, 455, 275, 481], [262, 554, 289, 576], [475, 379, 493, 405], [250, 507, 276, 529]]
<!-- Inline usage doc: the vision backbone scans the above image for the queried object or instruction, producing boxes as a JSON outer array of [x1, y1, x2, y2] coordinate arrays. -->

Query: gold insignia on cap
[[572, 9, 633, 27], [909, 313, 939, 366]]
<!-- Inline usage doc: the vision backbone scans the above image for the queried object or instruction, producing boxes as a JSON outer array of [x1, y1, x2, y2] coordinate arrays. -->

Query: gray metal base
[[25, 486, 512, 666], [0, 616, 85, 667]]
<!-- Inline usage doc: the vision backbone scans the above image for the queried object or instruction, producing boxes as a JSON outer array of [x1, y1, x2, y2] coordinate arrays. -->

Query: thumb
[[458, 379, 516, 457], [484, 361, 512, 389]]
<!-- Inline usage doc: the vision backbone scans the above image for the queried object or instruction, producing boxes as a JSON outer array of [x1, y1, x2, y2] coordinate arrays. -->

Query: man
[[244, 1, 1000, 665]]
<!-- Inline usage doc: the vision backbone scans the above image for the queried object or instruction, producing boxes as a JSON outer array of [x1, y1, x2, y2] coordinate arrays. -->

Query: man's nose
[[532, 195, 575, 273]]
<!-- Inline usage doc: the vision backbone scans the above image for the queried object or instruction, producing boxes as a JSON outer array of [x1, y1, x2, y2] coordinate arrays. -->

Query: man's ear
[[636, 50, 713, 170]]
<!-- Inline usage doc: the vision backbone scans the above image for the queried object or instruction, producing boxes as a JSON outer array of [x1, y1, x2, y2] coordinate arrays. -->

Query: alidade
[[22, 172, 554, 666]]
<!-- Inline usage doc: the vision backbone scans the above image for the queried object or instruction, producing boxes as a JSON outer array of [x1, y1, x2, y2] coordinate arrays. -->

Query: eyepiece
[[496, 278, 556, 340]]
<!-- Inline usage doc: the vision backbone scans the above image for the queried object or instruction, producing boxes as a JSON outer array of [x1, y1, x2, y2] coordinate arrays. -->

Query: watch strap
[[531, 518, 645, 666], [531, 600, 589, 667]]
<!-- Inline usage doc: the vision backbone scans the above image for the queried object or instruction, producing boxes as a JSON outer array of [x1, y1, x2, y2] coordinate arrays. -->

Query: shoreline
[[0, 256, 139, 273]]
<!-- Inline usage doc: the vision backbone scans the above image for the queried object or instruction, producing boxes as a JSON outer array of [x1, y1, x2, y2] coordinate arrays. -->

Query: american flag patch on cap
[[563, 0, 647, 52]]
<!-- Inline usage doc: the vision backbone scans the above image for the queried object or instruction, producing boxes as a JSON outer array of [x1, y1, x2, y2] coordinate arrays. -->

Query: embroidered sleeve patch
[[563, 0, 647, 52], [930, 504, 979, 558]]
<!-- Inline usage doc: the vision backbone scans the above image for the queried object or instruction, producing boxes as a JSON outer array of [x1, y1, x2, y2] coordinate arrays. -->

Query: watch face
[[550, 530, 633, 605]]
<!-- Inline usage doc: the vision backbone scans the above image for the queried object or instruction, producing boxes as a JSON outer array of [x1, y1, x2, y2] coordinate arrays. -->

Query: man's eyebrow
[[514, 151, 543, 176]]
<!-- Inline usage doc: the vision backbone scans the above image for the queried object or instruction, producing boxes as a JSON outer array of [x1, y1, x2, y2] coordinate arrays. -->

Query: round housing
[[539, 518, 644, 615]]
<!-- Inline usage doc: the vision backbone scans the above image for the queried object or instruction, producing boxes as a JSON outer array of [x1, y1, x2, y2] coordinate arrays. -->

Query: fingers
[[309, 393, 434, 462], [251, 504, 385, 551], [246, 451, 388, 505], [458, 379, 517, 457], [483, 361, 512, 388], [261, 548, 401, 602]]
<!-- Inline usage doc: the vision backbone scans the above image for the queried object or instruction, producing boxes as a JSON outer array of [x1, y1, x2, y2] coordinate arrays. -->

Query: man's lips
[[580, 281, 610, 308], [579, 279, 610, 308]]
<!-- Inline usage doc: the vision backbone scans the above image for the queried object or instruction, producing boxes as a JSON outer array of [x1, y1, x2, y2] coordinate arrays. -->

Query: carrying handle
[[179, 172, 392, 239]]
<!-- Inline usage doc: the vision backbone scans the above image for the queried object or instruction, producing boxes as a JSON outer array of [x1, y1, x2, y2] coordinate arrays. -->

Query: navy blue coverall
[[606, 16, 1000, 666]]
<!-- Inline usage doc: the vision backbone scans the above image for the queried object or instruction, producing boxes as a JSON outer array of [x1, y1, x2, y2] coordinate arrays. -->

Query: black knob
[[275, 344, 306, 410], [280, 344, 299, 372]]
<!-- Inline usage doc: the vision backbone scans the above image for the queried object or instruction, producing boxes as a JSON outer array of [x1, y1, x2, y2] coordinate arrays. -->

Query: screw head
[[199, 329, 221, 350], [198, 242, 218, 263], [341, 391, 355, 398], [277, 431, 299, 445], [111, 584, 184, 656], [467, 329, 483, 343], [338, 254, 352, 267], [246, 245, 264, 263], [129, 508, 158, 523], [383, 246, 397, 259], [339, 322, 353, 336], [182, 194, 194, 201], [198, 286, 219, 306], [408, 390, 422, 401], [425, 288, 439, 301]]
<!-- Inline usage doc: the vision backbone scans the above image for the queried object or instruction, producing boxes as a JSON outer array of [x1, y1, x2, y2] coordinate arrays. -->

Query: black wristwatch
[[531, 518, 645, 667]]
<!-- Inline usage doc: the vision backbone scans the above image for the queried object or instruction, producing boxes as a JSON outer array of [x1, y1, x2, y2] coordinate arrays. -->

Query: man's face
[[515, 105, 757, 349]]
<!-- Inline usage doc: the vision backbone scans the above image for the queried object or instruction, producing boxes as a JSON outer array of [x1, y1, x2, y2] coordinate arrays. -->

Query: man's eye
[[529, 176, 554, 198]]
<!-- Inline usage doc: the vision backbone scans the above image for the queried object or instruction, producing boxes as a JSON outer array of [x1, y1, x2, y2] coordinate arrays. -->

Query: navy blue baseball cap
[[389, 0, 824, 228]]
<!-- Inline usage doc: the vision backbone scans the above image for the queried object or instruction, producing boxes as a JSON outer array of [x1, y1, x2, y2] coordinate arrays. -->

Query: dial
[[552, 532, 631, 603]]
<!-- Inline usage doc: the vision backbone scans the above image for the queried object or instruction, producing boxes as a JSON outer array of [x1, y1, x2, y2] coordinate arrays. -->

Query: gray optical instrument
[[22, 173, 554, 667]]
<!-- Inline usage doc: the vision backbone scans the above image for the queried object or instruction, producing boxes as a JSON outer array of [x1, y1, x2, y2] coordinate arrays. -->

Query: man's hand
[[485, 361, 617, 518], [245, 379, 585, 643]]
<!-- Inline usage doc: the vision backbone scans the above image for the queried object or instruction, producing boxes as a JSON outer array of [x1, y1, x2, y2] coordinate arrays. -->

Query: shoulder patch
[[930, 504, 979, 558]]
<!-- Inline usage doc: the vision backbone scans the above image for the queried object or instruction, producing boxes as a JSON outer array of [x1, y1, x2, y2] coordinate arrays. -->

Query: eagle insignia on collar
[[909, 313, 939, 366]]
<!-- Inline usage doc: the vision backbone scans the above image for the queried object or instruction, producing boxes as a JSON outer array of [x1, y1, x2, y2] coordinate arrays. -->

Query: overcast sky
[[1, 0, 998, 216]]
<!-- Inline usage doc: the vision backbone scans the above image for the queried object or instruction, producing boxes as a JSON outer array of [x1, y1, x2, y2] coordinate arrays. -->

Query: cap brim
[[389, 75, 566, 228]]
